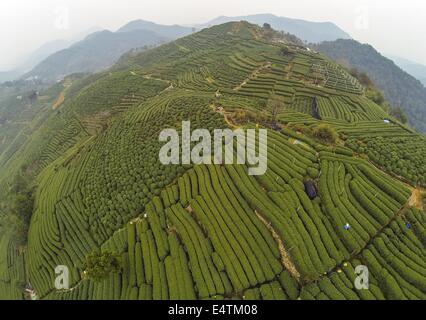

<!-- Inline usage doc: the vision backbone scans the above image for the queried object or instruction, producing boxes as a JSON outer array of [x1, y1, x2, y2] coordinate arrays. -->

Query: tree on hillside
[[365, 88, 385, 106], [389, 106, 408, 124], [28, 91, 38, 106], [267, 93, 285, 126], [280, 46, 291, 56], [83, 250, 121, 282], [349, 68, 373, 87]]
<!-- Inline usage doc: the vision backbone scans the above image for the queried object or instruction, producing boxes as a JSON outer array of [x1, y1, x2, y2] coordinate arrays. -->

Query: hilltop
[[0, 22, 425, 301], [196, 14, 351, 43]]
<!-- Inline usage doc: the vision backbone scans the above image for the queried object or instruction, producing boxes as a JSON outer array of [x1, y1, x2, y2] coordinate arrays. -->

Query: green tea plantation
[[0, 22, 425, 300]]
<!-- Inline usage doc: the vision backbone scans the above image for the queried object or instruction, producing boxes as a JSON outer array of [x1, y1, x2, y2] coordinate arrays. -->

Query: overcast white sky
[[0, 0, 424, 70]]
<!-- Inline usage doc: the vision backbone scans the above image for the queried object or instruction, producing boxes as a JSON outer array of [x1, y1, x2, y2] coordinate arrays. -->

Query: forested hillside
[[314, 39, 426, 132], [0, 22, 425, 300]]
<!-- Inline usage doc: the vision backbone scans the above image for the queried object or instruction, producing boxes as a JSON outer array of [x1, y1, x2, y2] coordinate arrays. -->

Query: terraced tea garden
[[0, 21, 425, 300]]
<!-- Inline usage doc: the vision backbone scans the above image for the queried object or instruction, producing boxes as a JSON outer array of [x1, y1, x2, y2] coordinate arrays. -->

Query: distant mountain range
[[0, 70, 22, 84], [22, 20, 196, 83], [314, 39, 426, 132], [388, 55, 426, 87], [196, 14, 352, 43], [117, 19, 194, 38], [0, 28, 102, 83], [0, 15, 350, 84], [23, 29, 168, 83], [0, 40, 70, 83]]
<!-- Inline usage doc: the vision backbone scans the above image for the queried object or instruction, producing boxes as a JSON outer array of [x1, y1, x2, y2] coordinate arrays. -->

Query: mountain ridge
[[388, 55, 426, 87], [21, 20, 194, 84], [22, 29, 169, 83], [197, 14, 351, 43], [117, 19, 194, 38]]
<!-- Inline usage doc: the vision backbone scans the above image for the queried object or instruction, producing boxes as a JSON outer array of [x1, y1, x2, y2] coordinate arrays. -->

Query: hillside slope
[[0, 22, 425, 300], [314, 39, 426, 132]]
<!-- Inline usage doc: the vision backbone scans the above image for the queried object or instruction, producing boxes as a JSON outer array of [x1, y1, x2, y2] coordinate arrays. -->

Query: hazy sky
[[0, 0, 425, 70]]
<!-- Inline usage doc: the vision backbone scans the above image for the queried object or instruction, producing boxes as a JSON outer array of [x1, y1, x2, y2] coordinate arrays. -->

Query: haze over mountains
[[23, 30, 167, 83], [1, 14, 426, 133], [0, 28, 102, 83], [0, 40, 70, 83], [388, 55, 426, 87], [117, 20, 194, 38], [22, 21, 195, 83], [0, 14, 349, 84]]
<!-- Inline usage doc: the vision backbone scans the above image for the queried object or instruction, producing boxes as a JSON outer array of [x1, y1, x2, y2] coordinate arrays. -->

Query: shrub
[[312, 124, 338, 144]]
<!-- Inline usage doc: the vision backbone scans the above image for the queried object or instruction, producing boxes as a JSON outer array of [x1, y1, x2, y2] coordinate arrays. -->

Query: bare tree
[[267, 92, 285, 126]]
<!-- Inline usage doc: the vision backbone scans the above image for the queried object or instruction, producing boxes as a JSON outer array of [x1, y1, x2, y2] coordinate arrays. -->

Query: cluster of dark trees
[[84, 250, 121, 282], [0, 170, 34, 245]]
